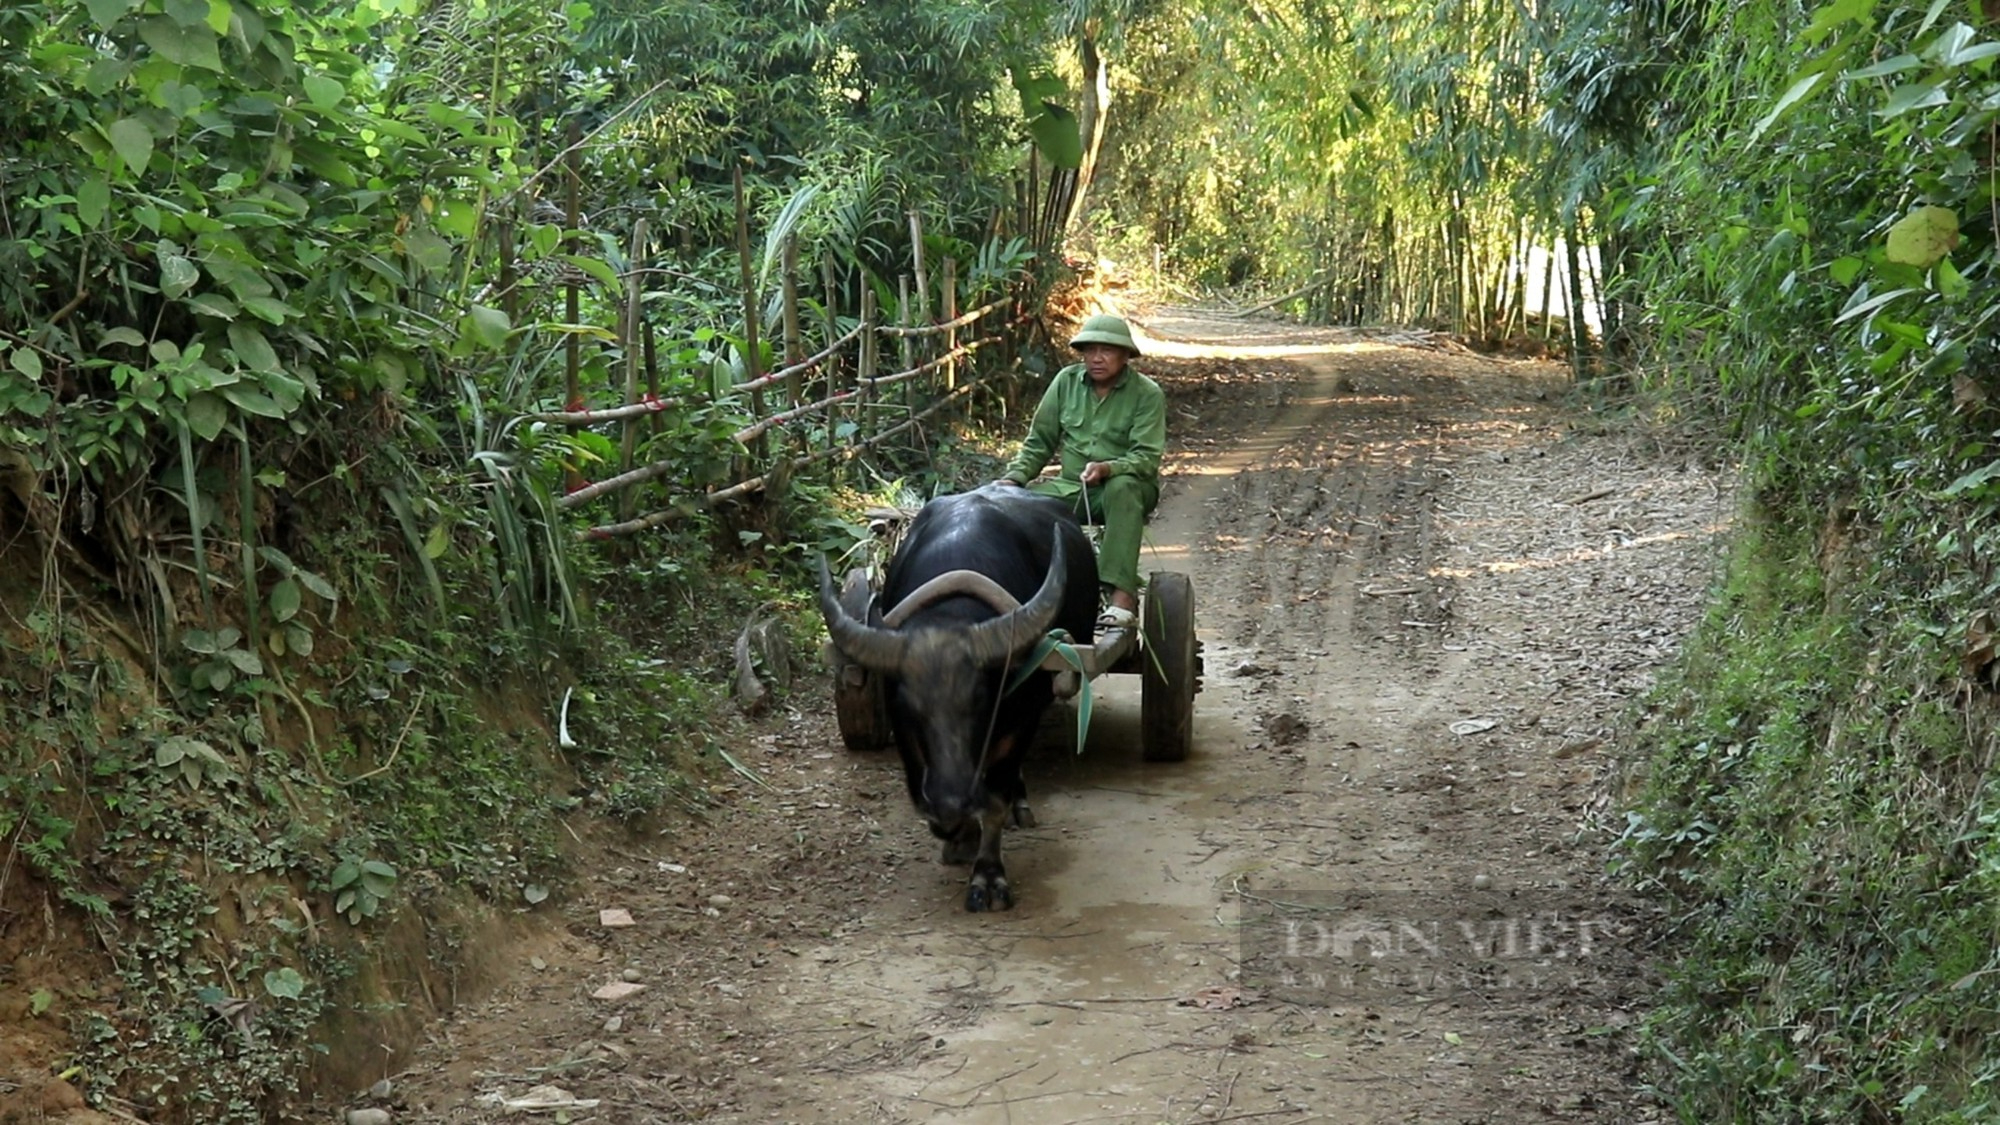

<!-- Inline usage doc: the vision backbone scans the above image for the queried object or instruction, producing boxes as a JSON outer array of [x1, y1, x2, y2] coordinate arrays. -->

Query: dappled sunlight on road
[[1432, 521, 1733, 578], [1139, 337, 1393, 360]]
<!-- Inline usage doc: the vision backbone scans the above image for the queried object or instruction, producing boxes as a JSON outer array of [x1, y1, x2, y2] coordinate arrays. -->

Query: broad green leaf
[[227, 322, 280, 372], [205, 0, 232, 34], [85, 0, 137, 28], [186, 293, 240, 319], [206, 256, 272, 299], [1880, 80, 1950, 117], [262, 968, 304, 1000], [402, 229, 453, 273], [369, 119, 431, 146], [185, 391, 228, 439], [296, 569, 336, 601], [558, 252, 620, 290], [331, 860, 360, 890], [360, 859, 397, 879], [29, 989, 53, 1016], [10, 348, 43, 381], [434, 197, 479, 239], [303, 73, 344, 109], [1922, 23, 1996, 66], [222, 647, 263, 674], [107, 117, 155, 176], [154, 79, 205, 118], [423, 522, 449, 559], [165, 0, 208, 27], [219, 384, 285, 417], [1828, 256, 1864, 285], [295, 140, 356, 186], [1941, 459, 2000, 497], [1886, 206, 1958, 266], [268, 577, 301, 622], [1846, 53, 1919, 80], [262, 370, 306, 411], [100, 327, 147, 348], [76, 176, 110, 229], [1027, 102, 1084, 168], [240, 296, 297, 324], [1950, 41, 2000, 66], [1937, 257, 1969, 299], [461, 304, 512, 350], [158, 246, 199, 298], [1804, 0, 1876, 46], [284, 622, 313, 656], [1751, 73, 1826, 141], [155, 740, 186, 766], [85, 55, 134, 95], [139, 16, 224, 71], [1833, 286, 1918, 324], [1012, 71, 1067, 105]]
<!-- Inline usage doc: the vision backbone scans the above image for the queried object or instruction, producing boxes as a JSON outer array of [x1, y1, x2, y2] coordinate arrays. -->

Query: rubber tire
[[1140, 570, 1197, 762], [833, 568, 891, 753]]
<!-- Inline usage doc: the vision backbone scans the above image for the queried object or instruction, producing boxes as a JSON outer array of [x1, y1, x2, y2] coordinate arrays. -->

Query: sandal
[[1096, 604, 1137, 631]]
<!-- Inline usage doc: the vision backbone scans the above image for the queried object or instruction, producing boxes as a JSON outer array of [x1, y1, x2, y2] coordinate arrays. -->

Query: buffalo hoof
[[1011, 800, 1037, 829], [965, 872, 1013, 912]]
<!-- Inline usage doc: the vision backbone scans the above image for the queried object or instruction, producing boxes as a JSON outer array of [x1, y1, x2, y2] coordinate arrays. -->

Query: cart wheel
[[833, 568, 891, 753], [1141, 570, 1197, 762]]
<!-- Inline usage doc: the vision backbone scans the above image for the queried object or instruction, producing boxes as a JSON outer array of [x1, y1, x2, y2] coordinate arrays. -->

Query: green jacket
[[1003, 362, 1166, 494]]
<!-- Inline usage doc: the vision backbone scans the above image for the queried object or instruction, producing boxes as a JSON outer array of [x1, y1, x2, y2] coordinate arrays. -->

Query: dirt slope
[[379, 311, 1731, 1124]]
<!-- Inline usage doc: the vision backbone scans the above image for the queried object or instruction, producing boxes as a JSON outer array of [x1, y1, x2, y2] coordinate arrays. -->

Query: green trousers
[[1029, 475, 1159, 596]]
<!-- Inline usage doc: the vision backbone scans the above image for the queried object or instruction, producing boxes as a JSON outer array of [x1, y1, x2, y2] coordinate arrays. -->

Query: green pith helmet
[[1069, 314, 1141, 357]]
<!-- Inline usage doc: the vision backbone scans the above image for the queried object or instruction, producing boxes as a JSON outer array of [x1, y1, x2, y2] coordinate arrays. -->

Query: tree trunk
[[1065, 32, 1112, 239], [1565, 225, 1590, 380]]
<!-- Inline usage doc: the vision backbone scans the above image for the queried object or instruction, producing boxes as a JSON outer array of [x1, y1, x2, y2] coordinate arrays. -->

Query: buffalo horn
[[818, 557, 908, 672], [961, 531, 1070, 668]]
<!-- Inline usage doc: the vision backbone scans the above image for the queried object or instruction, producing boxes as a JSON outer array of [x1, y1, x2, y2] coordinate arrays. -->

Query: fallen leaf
[[1179, 985, 1248, 1010]]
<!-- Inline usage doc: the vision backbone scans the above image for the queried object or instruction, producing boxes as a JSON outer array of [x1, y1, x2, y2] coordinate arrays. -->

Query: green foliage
[[1626, 512, 2000, 1121], [0, 0, 1056, 1120], [1561, 1, 2000, 1112]]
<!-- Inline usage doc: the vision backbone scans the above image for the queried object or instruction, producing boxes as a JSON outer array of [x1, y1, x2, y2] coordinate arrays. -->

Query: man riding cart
[[993, 314, 1165, 633]]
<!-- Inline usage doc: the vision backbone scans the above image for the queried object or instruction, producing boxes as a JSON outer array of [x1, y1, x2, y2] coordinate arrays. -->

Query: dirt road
[[387, 311, 1730, 1124]]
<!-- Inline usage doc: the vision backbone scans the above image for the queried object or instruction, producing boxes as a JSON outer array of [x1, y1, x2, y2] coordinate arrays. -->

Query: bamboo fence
[[506, 177, 1052, 543]]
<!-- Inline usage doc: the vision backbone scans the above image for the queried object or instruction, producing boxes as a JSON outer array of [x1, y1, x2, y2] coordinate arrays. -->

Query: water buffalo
[[820, 484, 1098, 911]]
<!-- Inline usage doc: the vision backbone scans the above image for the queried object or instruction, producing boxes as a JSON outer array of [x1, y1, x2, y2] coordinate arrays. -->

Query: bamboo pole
[[858, 288, 877, 446], [619, 217, 649, 520], [498, 212, 518, 326], [941, 257, 958, 392], [781, 233, 802, 406], [897, 275, 914, 418], [907, 209, 930, 325], [733, 163, 765, 456], [562, 119, 583, 494], [1564, 224, 1588, 379], [821, 253, 839, 453]]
